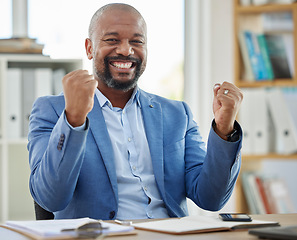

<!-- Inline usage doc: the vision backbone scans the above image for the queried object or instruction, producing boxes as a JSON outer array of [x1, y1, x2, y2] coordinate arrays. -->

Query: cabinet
[[233, 0, 297, 213], [0, 54, 82, 222]]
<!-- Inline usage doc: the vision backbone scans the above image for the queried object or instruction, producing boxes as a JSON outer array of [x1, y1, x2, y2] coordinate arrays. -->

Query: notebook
[[249, 225, 297, 240]]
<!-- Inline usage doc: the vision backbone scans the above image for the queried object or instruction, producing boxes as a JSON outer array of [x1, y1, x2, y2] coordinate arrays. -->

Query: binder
[[21, 69, 36, 138], [35, 68, 53, 97], [239, 89, 253, 154], [266, 88, 297, 154], [52, 68, 66, 95], [6, 68, 22, 139], [250, 88, 272, 154]]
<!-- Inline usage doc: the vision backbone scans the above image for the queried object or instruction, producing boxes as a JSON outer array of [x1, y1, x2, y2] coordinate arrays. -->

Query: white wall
[[184, 0, 236, 215]]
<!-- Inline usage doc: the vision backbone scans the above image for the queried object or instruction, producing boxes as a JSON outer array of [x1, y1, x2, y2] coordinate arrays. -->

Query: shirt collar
[[95, 86, 141, 110]]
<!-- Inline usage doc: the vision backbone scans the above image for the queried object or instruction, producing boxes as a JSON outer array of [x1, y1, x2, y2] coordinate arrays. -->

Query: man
[[28, 3, 243, 220]]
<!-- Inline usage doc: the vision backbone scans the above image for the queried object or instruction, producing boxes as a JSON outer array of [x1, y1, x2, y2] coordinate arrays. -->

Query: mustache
[[105, 55, 141, 64]]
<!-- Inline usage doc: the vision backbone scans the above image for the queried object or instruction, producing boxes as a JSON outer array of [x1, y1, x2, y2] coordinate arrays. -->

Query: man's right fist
[[62, 70, 98, 127]]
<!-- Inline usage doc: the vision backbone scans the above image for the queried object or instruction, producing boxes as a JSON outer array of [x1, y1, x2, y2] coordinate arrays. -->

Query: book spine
[[257, 34, 274, 80], [244, 31, 267, 81]]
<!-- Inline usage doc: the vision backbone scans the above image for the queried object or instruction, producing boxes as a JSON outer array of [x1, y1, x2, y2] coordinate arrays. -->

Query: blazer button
[[109, 211, 115, 219], [60, 133, 65, 140]]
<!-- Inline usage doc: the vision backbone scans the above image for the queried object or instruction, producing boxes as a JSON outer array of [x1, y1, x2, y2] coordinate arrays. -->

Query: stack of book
[[0, 38, 44, 54], [238, 12, 294, 81], [241, 172, 296, 214]]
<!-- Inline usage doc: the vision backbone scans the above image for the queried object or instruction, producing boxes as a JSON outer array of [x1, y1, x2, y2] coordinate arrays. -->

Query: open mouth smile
[[110, 61, 135, 69]]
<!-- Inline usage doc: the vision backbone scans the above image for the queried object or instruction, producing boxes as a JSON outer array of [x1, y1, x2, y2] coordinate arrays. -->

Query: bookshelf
[[0, 54, 82, 222], [233, 0, 297, 213]]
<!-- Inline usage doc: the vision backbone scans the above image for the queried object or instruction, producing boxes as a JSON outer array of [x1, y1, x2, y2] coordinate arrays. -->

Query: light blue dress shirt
[[66, 87, 169, 220]]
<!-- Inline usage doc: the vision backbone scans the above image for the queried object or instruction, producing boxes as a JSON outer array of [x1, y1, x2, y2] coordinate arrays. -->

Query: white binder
[[250, 88, 272, 154], [266, 88, 297, 154], [6, 68, 22, 139], [239, 89, 253, 154], [35, 68, 53, 98], [53, 68, 66, 95], [22, 68, 36, 138]]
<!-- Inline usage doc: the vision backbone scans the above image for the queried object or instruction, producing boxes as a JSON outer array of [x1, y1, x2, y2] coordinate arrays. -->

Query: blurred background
[[0, 0, 296, 222]]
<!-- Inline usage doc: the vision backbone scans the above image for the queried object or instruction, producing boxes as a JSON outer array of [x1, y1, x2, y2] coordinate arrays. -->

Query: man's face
[[88, 9, 147, 92]]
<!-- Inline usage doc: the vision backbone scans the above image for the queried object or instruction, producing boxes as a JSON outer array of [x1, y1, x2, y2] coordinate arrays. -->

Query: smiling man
[[28, 3, 243, 220]]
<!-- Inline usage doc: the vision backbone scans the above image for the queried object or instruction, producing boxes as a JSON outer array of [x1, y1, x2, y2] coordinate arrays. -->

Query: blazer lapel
[[87, 97, 118, 198], [139, 91, 166, 199]]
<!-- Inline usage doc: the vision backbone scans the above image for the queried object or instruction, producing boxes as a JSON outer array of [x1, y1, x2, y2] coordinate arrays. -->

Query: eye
[[104, 39, 119, 45], [130, 40, 144, 46]]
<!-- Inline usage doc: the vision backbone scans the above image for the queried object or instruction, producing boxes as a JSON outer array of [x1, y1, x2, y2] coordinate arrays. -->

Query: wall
[[184, 0, 236, 215]]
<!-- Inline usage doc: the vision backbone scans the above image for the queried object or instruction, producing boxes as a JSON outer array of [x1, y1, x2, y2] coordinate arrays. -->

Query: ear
[[85, 38, 93, 60]]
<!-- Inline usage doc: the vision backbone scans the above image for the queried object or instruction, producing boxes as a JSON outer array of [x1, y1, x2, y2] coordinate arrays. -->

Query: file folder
[[35, 68, 53, 98], [239, 89, 253, 154], [250, 88, 272, 154], [22, 69, 35, 138], [266, 88, 297, 154], [6, 68, 22, 139]]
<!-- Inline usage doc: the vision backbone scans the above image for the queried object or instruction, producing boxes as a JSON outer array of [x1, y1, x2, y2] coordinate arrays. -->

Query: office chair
[[34, 201, 54, 220]]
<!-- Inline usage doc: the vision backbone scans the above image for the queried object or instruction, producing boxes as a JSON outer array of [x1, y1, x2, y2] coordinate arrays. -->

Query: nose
[[115, 40, 134, 56]]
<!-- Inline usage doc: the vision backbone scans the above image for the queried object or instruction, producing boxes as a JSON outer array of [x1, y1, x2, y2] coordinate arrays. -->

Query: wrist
[[212, 121, 236, 141], [65, 110, 86, 127]]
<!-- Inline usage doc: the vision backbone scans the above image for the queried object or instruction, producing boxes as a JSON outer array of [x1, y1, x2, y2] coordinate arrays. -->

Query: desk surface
[[1, 214, 296, 240]]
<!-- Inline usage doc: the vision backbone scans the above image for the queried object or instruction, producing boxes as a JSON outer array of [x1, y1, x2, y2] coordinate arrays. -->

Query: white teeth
[[112, 62, 132, 69]]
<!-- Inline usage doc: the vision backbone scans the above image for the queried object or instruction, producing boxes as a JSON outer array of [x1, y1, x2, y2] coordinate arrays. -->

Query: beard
[[94, 56, 144, 92]]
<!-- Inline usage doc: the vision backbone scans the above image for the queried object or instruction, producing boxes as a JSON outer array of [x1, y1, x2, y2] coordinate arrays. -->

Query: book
[[264, 34, 292, 79], [257, 34, 274, 80], [241, 172, 296, 214], [261, 12, 293, 32], [243, 31, 268, 80], [238, 31, 255, 81], [2, 217, 136, 239], [132, 215, 279, 235]]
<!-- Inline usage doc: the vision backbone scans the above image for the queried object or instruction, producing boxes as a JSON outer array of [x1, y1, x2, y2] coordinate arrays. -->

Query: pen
[[114, 219, 132, 226]]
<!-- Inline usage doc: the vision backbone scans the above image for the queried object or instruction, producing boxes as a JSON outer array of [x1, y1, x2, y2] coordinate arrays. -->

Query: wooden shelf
[[242, 154, 297, 160], [233, 0, 297, 213], [236, 3, 296, 13], [237, 79, 297, 88]]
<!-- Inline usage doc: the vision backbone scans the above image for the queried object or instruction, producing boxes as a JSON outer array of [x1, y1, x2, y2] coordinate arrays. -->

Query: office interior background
[[0, 0, 296, 221]]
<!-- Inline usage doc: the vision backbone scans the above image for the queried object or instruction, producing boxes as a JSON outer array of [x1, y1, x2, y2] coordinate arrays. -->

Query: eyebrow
[[103, 32, 145, 38]]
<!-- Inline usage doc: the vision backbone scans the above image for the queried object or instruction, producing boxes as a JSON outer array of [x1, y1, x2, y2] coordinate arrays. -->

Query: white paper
[[5, 217, 134, 238]]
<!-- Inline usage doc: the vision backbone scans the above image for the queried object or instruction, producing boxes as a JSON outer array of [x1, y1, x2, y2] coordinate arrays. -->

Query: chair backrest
[[34, 201, 54, 220]]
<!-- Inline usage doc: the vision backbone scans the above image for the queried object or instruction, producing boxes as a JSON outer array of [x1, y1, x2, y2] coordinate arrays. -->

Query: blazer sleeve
[[183, 102, 242, 211], [27, 96, 89, 212]]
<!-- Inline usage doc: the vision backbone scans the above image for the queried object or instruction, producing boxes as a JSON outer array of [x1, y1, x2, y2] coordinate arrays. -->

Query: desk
[[1, 214, 296, 240]]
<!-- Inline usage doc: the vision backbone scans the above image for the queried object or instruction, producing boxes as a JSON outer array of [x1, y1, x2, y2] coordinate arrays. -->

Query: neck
[[97, 82, 135, 109]]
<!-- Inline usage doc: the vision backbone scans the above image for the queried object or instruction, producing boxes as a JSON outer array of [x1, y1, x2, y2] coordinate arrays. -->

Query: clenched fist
[[213, 81, 243, 140], [62, 70, 98, 127]]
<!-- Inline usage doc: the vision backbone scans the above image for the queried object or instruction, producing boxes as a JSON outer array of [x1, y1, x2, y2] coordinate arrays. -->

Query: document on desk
[[132, 215, 280, 235], [2, 217, 135, 239]]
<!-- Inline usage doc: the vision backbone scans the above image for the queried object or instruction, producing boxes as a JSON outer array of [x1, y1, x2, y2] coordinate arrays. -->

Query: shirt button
[[128, 137, 131, 142], [132, 166, 136, 171], [109, 211, 115, 219], [144, 186, 148, 191]]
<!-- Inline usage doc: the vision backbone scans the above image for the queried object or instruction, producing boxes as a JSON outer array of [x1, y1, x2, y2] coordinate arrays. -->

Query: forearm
[[28, 104, 88, 212], [186, 121, 242, 211]]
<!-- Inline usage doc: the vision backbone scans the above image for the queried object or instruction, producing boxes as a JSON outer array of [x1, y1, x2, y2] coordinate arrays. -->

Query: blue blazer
[[28, 89, 242, 220]]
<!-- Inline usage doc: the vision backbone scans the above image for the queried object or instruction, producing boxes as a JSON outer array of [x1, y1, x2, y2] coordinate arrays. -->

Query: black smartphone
[[219, 213, 252, 222]]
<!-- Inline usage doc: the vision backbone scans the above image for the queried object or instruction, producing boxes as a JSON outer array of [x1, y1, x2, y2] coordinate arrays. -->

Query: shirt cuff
[[212, 120, 242, 142], [64, 111, 88, 131]]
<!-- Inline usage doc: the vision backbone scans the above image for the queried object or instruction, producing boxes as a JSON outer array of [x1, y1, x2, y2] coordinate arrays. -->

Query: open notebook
[[2, 217, 136, 239], [132, 215, 280, 235]]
